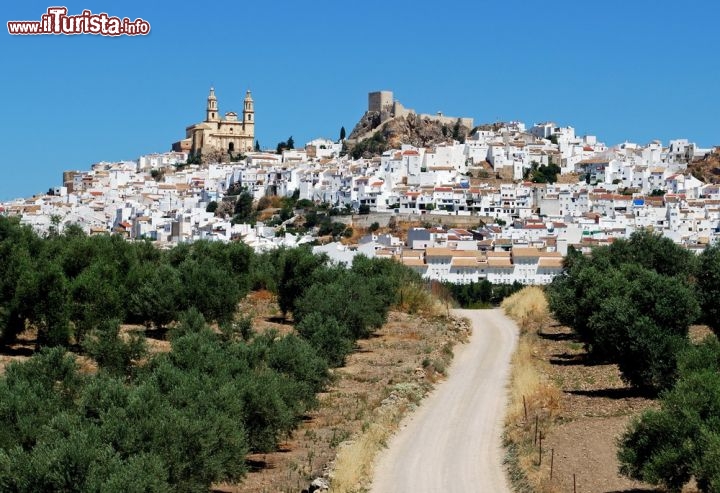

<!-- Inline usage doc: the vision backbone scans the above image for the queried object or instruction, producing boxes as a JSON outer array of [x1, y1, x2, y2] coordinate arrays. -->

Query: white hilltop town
[[2, 89, 720, 286]]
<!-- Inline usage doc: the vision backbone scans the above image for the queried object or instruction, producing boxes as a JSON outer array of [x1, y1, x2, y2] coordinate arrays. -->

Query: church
[[172, 87, 255, 158]]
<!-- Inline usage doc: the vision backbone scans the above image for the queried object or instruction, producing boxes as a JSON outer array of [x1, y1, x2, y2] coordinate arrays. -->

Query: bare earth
[[371, 308, 517, 493]]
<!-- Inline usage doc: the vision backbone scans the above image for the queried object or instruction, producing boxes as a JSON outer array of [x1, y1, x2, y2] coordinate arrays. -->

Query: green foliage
[[294, 258, 396, 340], [205, 200, 218, 213], [178, 257, 240, 324], [698, 245, 720, 336], [452, 119, 463, 142], [185, 152, 202, 165], [0, 310, 336, 491], [524, 161, 561, 184], [276, 136, 295, 154], [70, 262, 126, 344], [619, 341, 720, 492], [265, 333, 329, 394], [126, 262, 181, 329], [296, 313, 354, 367], [444, 280, 523, 308], [0, 216, 420, 490], [546, 230, 700, 392], [369, 221, 380, 232], [169, 308, 208, 340], [231, 189, 256, 225], [276, 247, 328, 317], [82, 320, 146, 378], [350, 131, 388, 159], [0, 217, 255, 345], [339, 126, 346, 141]]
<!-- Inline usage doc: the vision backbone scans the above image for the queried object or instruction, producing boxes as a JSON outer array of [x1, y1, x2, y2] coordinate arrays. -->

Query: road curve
[[370, 308, 518, 493]]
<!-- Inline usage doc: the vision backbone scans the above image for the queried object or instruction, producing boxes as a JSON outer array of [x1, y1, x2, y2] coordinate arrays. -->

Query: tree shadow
[[537, 330, 578, 341], [266, 316, 294, 326], [0, 345, 35, 357], [605, 489, 663, 493], [144, 326, 169, 341], [565, 387, 654, 400], [549, 352, 607, 367], [244, 457, 273, 472]]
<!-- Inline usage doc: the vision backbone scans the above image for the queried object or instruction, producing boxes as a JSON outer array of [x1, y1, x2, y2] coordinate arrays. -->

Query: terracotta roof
[[451, 250, 482, 258], [402, 258, 427, 268], [486, 251, 511, 257], [512, 247, 541, 258], [487, 258, 513, 267], [538, 258, 564, 268], [452, 258, 480, 267], [425, 247, 454, 257]]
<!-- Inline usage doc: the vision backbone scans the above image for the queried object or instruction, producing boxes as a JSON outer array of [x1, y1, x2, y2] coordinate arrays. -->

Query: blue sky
[[2, 0, 719, 201]]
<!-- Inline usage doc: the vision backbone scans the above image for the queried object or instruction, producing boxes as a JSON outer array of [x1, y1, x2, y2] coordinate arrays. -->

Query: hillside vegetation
[[546, 230, 720, 492], [0, 216, 427, 492]]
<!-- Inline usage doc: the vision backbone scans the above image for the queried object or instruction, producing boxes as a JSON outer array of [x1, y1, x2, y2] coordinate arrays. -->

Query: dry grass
[[506, 337, 561, 424], [502, 287, 561, 493], [327, 316, 470, 493], [501, 286, 550, 333], [229, 306, 471, 493], [396, 282, 447, 318], [340, 226, 367, 245], [330, 383, 423, 493]]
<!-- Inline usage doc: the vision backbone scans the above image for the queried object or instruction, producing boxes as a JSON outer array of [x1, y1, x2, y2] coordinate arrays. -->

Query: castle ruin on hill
[[349, 90, 474, 142]]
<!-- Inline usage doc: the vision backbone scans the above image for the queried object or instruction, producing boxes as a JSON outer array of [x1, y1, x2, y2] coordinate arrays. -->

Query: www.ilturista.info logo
[[7, 7, 150, 36]]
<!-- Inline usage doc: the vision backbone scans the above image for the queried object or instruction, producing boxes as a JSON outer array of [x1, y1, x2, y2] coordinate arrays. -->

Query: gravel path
[[370, 308, 517, 493]]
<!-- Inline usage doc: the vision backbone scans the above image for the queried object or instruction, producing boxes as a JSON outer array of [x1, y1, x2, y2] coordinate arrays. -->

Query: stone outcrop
[[347, 113, 472, 158], [347, 90, 474, 158], [688, 147, 720, 184]]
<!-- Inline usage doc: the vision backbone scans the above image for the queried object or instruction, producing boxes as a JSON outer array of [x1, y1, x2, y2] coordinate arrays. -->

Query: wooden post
[[538, 435, 543, 466], [534, 414, 539, 445], [573, 473, 577, 493], [550, 448, 554, 479], [523, 395, 528, 422]]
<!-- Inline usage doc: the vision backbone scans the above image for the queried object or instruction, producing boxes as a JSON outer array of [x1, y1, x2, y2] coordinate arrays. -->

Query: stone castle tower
[[172, 87, 255, 158]]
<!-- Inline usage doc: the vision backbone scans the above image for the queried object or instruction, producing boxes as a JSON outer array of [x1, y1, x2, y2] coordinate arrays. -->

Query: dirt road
[[370, 308, 517, 493]]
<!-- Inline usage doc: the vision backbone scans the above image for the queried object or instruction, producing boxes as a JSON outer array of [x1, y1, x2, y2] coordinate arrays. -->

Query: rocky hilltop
[[688, 147, 720, 184], [346, 112, 472, 159]]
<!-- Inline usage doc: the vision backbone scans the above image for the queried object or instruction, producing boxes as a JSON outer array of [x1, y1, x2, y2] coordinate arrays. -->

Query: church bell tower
[[206, 87, 219, 122], [242, 90, 254, 132]]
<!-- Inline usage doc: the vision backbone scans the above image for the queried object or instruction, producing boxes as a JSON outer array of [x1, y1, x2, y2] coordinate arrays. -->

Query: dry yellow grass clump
[[506, 337, 560, 424], [501, 286, 549, 333], [330, 396, 411, 493], [502, 286, 561, 492]]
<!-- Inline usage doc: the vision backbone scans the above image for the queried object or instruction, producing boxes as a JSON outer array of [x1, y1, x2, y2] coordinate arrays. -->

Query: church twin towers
[[172, 87, 255, 158]]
